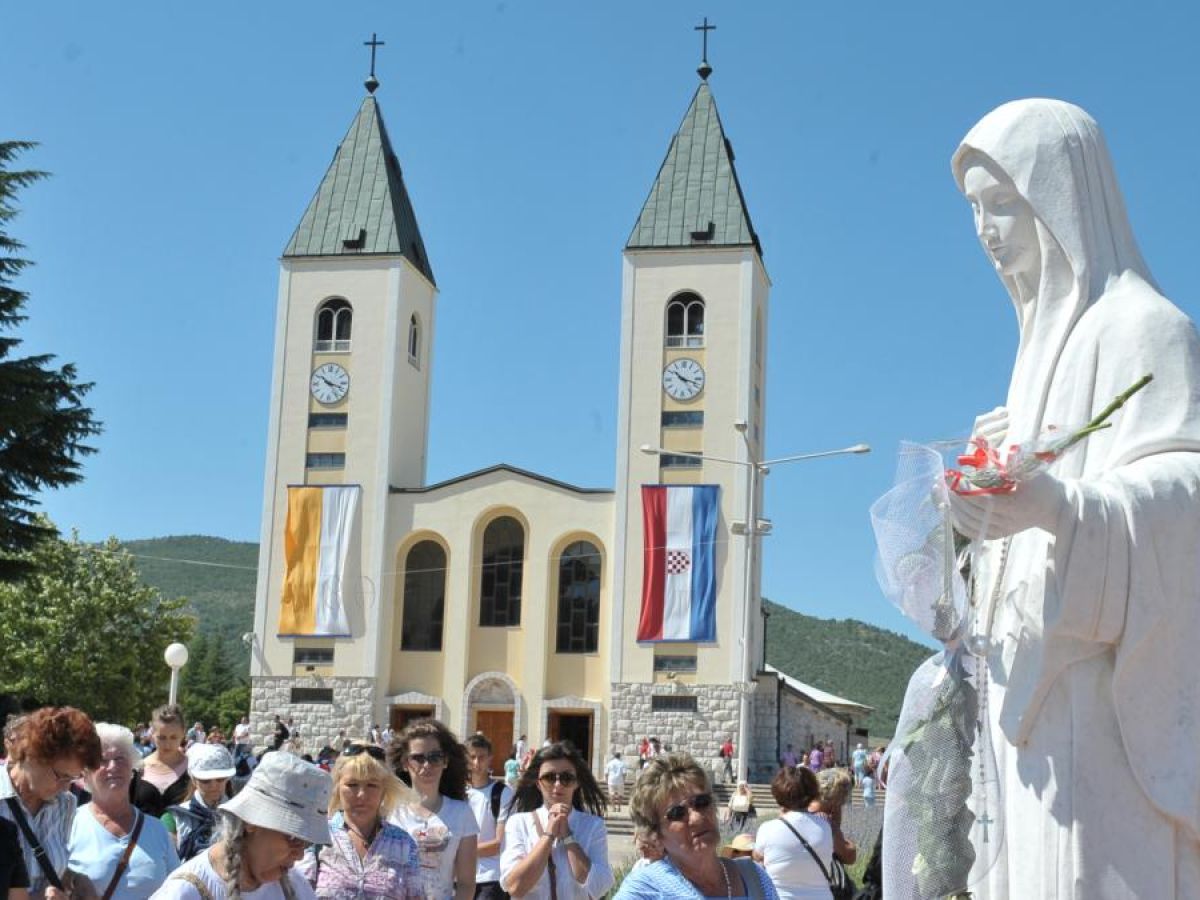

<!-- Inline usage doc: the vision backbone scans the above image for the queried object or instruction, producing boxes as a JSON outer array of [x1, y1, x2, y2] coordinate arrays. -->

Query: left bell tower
[[249, 68, 437, 745]]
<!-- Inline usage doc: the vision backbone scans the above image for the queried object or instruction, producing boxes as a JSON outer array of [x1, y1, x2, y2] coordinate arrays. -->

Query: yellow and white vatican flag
[[278, 485, 360, 635]]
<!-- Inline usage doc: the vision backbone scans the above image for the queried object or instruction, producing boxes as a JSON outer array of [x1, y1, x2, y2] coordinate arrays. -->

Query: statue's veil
[[951, 99, 1155, 447]]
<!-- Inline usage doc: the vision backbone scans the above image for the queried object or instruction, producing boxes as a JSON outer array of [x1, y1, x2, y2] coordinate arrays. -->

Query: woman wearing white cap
[[68, 724, 180, 899], [163, 745, 237, 861], [151, 751, 331, 900]]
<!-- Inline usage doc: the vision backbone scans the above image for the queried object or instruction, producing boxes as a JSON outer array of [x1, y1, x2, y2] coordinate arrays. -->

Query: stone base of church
[[249, 675, 376, 752], [608, 681, 751, 780]]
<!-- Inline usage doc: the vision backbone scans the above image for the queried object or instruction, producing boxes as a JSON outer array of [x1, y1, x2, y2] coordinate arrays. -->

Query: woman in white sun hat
[[163, 744, 238, 861], [151, 751, 331, 900]]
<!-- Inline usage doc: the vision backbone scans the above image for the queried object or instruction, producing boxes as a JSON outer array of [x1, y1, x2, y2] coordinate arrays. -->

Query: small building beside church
[[247, 50, 869, 776]]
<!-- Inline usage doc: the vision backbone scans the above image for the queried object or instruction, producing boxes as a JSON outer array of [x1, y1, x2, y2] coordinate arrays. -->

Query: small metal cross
[[694, 17, 716, 64], [976, 812, 994, 843], [364, 33, 385, 78]]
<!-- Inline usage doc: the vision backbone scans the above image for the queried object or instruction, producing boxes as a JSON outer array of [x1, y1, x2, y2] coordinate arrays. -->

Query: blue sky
[[3, 2, 1198, 645]]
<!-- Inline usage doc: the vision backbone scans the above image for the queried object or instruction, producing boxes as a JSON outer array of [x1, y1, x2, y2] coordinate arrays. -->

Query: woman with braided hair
[[150, 752, 331, 900]]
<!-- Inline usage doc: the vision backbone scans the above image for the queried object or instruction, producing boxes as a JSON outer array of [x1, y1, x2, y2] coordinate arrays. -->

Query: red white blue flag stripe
[[638, 484, 719, 641]]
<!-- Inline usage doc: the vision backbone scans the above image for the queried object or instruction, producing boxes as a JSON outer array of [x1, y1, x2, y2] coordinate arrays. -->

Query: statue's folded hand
[[948, 471, 1067, 540]]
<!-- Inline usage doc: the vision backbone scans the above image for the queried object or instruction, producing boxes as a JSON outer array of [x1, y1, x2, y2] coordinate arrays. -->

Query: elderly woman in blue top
[[616, 754, 779, 900], [69, 724, 179, 899]]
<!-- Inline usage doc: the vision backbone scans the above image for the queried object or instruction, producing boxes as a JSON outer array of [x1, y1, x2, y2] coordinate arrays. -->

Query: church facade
[[248, 62, 867, 777]]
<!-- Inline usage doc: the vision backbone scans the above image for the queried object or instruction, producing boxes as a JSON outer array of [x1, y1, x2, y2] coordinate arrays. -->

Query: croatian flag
[[638, 484, 719, 642]]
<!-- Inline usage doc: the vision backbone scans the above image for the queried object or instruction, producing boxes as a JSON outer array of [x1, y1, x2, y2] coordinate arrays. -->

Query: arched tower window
[[556, 541, 601, 653], [665, 293, 705, 348], [408, 314, 420, 366], [480, 516, 524, 627], [315, 298, 353, 352], [401, 540, 446, 651]]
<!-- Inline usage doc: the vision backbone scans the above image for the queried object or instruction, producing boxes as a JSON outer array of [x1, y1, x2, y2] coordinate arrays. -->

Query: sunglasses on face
[[538, 771, 578, 787], [344, 744, 387, 762], [663, 792, 715, 822], [407, 751, 447, 767]]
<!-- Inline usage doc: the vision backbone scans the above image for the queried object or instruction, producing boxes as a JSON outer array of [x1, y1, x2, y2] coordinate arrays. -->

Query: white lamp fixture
[[164, 642, 189, 705], [640, 433, 870, 781]]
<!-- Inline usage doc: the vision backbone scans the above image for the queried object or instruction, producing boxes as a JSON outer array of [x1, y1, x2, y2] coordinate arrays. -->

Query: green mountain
[[120, 537, 931, 739], [122, 536, 258, 674], [763, 598, 934, 739]]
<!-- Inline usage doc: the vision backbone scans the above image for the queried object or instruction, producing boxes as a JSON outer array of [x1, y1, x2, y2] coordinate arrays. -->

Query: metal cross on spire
[[694, 17, 716, 80], [364, 33, 385, 94]]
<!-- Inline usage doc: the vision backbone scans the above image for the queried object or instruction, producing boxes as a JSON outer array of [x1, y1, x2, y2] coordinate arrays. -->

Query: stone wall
[[750, 673, 780, 781], [609, 681, 748, 781], [249, 676, 376, 752], [779, 688, 850, 764]]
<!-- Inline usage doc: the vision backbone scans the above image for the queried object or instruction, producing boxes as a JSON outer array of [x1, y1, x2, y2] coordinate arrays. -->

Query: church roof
[[284, 95, 434, 283], [390, 463, 613, 496], [764, 664, 874, 714], [627, 81, 761, 254]]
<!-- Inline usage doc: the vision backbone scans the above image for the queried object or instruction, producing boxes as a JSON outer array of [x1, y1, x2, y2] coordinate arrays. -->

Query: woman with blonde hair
[[298, 744, 421, 899], [151, 751, 330, 900], [135, 707, 190, 818], [808, 769, 855, 866]]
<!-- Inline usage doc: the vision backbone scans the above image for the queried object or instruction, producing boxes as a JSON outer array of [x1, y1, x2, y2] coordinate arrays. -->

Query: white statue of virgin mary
[[941, 99, 1200, 897]]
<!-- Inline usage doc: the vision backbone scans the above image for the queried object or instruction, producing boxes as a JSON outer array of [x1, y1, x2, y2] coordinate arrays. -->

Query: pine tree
[[0, 142, 101, 580]]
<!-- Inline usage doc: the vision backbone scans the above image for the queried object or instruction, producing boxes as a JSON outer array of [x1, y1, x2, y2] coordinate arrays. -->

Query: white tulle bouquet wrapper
[[946, 374, 1153, 496]]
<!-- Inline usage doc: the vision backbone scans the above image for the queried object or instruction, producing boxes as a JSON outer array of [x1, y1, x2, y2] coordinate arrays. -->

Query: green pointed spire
[[627, 82, 760, 255], [284, 96, 434, 283]]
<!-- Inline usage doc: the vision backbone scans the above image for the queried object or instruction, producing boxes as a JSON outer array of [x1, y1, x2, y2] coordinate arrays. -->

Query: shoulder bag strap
[[5, 795, 65, 891], [779, 815, 834, 886], [731, 857, 765, 900], [170, 871, 217, 900], [101, 811, 145, 900], [490, 780, 504, 822]]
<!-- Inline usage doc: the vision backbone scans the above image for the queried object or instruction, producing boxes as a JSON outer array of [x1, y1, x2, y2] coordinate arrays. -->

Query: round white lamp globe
[[164, 642, 189, 669]]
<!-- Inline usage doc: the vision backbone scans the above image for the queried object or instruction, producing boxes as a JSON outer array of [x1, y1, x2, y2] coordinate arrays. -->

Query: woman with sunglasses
[[499, 742, 612, 899], [2, 707, 102, 900], [298, 744, 421, 899], [386, 720, 477, 899], [616, 753, 778, 900]]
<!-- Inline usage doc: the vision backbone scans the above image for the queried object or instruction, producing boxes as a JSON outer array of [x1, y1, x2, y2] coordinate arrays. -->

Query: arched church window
[[556, 541, 601, 653], [665, 293, 705, 348], [315, 298, 352, 352], [480, 516, 524, 627], [408, 314, 420, 366], [401, 540, 446, 651]]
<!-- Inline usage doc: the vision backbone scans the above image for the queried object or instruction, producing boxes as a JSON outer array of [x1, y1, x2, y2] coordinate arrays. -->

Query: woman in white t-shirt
[[150, 751, 331, 900], [386, 720, 477, 900], [753, 767, 833, 900]]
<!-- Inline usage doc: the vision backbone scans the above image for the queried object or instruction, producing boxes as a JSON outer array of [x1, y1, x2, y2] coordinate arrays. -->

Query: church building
[[248, 50, 868, 778]]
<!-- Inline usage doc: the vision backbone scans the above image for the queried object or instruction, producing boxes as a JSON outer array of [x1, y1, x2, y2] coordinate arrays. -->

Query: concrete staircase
[[601, 778, 883, 846]]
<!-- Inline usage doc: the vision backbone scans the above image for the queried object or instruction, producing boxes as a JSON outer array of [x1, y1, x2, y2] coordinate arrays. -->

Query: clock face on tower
[[310, 363, 350, 405], [662, 358, 706, 401]]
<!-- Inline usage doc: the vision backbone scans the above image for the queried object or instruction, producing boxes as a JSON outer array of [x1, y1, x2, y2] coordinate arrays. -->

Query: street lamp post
[[164, 642, 189, 706], [640, 436, 869, 782]]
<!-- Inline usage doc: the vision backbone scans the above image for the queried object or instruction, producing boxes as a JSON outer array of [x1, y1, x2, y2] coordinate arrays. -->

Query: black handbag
[[779, 816, 856, 900]]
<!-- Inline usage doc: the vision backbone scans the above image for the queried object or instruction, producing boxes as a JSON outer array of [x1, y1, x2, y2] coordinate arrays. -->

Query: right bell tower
[[607, 51, 771, 778]]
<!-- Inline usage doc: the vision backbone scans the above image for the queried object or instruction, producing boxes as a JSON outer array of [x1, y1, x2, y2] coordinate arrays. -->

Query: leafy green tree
[[179, 629, 249, 733], [0, 142, 101, 580], [0, 525, 193, 722]]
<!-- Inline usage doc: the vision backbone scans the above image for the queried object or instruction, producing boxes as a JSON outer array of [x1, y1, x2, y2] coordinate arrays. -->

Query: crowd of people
[[2, 705, 875, 900]]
